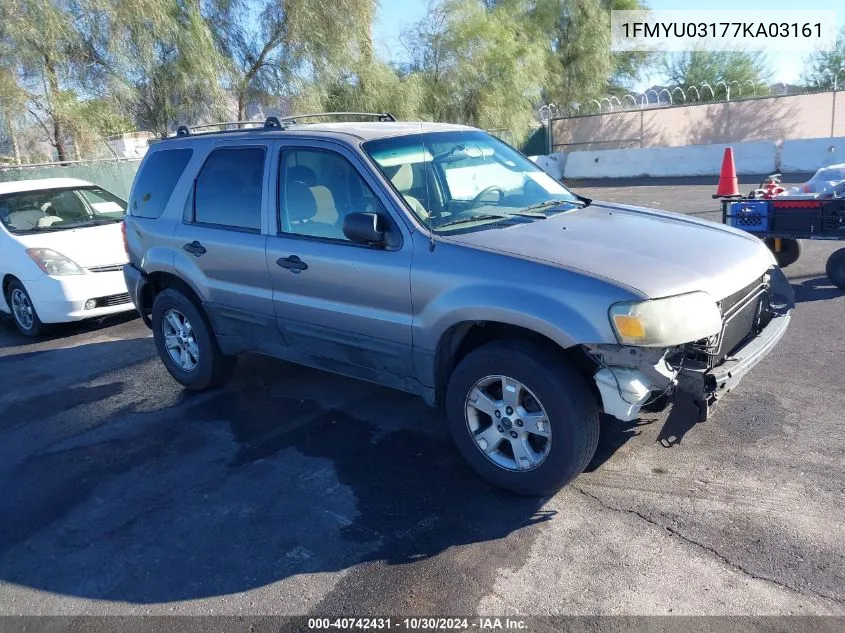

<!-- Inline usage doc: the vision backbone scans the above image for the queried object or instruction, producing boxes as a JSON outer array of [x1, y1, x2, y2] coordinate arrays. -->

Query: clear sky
[[373, 0, 843, 90]]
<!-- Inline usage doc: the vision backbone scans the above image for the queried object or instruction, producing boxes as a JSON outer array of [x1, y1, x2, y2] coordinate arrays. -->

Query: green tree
[[404, 0, 546, 141], [206, 0, 377, 121], [86, 0, 229, 137], [525, 0, 654, 107], [0, 30, 27, 163], [802, 27, 845, 90], [0, 0, 86, 161], [663, 51, 771, 101]]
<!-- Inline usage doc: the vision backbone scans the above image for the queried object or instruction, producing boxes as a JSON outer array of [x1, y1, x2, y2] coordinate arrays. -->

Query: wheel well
[[2, 274, 16, 295], [434, 321, 601, 405], [2, 274, 20, 301], [142, 272, 203, 316]]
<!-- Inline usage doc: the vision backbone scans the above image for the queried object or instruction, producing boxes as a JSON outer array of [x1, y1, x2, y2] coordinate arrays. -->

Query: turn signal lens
[[612, 314, 646, 339]]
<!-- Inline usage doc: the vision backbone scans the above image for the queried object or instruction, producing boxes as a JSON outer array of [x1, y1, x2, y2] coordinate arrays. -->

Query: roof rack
[[279, 112, 396, 124], [172, 116, 284, 138], [168, 112, 395, 140]]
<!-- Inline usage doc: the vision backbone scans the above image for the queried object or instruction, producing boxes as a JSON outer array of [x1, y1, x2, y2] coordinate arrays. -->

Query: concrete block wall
[[562, 141, 777, 179]]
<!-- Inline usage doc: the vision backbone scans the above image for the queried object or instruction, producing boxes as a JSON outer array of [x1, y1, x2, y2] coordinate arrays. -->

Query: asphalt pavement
[[1, 178, 843, 617]]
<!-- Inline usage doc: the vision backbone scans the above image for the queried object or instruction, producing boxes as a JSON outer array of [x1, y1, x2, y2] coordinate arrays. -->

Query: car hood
[[440, 201, 774, 300], [11, 222, 128, 269]]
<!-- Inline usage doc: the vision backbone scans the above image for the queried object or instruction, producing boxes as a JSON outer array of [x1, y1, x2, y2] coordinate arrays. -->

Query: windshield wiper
[[507, 210, 548, 219], [437, 213, 513, 228], [521, 198, 586, 214]]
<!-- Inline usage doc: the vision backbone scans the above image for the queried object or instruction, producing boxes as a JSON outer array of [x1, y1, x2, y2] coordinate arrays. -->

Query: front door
[[265, 140, 414, 380]]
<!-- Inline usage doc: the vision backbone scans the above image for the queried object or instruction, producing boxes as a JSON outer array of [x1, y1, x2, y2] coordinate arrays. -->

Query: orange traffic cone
[[715, 147, 739, 197]]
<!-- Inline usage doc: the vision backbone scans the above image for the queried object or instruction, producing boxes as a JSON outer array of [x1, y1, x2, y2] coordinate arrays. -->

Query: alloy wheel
[[162, 308, 199, 371], [11, 289, 34, 331], [464, 374, 552, 471]]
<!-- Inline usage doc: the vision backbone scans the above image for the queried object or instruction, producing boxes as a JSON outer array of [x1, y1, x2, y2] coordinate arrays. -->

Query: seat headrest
[[390, 163, 414, 192], [285, 181, 318, 223], [287, 165, 318, 188]]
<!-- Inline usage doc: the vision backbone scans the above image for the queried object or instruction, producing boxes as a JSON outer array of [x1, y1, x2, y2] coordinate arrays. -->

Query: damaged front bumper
[[588, 265, 795, 422]]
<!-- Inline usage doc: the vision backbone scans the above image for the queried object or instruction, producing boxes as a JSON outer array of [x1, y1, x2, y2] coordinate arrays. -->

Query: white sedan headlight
[[26, 248, 85, 276], [609, 291, 722, 347]]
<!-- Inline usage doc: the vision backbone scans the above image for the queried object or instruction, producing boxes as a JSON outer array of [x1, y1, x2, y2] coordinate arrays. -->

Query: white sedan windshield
[[364, 130, 581, 231], [0, 186, 126, 234]]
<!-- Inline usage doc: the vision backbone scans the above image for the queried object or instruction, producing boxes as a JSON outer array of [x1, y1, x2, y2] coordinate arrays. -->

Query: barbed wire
[[538, 69, 845, 120]]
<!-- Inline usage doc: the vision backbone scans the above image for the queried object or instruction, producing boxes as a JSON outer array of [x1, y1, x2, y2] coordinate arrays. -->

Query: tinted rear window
[[130, 148, 193, 218], [193, 147, 265, 231]]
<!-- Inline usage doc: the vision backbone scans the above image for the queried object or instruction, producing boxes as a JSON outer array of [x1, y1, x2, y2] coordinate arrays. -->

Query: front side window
[[278, 148, 386, 241], [0, 186, 126, 234], [364, 131, 582, 233], [194, 147, 265, 231]]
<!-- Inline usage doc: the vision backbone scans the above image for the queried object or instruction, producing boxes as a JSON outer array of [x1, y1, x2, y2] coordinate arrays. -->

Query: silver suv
[[123, 114, 794, 495]]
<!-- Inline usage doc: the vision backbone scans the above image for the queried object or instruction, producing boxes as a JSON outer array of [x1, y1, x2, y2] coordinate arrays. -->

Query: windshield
[[363, 130, 582, 232], [0, 186, 126, 235]]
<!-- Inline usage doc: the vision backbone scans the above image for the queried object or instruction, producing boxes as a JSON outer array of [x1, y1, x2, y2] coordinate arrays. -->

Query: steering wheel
[[469, 185, 505, 208]]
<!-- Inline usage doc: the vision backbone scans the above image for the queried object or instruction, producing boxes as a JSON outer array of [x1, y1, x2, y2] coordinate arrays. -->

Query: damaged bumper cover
[[675, 309, 791, 402], [588, 265, 794, 422]]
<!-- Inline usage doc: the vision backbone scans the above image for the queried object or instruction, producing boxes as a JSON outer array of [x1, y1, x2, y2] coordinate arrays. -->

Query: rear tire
[[151, 288, 236, 390], [765, 238, 802, 268], [5, 280, 45, 337], [826, 247, 845, 290], [445, 339, 599, 496]]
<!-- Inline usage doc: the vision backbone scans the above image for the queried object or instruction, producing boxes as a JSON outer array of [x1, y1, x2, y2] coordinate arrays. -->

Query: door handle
[[277, 255, 308, 273], [183, 241, 206, 257]]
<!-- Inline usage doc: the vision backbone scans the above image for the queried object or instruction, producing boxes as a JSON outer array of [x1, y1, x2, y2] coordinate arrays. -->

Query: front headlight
[[609, 291, 722, 346], [26, 248, 85, 276]]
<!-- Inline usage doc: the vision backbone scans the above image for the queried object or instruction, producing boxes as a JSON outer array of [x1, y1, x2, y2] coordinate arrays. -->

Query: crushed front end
[[587, 266, 795, 422]]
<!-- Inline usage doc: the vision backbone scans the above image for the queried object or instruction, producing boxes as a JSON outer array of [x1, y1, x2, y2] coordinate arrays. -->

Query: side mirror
[[343, 212, 386, 246]]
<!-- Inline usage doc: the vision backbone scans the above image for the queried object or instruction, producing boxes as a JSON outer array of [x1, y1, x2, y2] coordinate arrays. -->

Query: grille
[[87, 264, 124, 273], [96, 292, 131, 307], [689, 276, 767, 367], [718, 277, 764, 315]]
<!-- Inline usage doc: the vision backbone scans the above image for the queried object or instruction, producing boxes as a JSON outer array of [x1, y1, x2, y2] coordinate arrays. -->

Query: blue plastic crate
[[728, 200, 770, 232]]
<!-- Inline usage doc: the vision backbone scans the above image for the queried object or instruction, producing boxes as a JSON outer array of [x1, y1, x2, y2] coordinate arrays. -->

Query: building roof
[[0, 178, 94, 195]]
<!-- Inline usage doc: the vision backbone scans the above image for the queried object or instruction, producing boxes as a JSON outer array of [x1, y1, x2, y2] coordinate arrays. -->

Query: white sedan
[[0, 177, 134, 336]]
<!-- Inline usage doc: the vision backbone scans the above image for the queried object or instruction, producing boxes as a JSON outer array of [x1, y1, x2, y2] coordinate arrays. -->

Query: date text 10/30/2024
[[307, 617, 527, 630]]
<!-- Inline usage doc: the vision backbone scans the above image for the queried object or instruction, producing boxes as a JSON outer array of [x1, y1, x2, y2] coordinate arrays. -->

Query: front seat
[[284, 181, 339, 239], [390, 163, 429, 220]]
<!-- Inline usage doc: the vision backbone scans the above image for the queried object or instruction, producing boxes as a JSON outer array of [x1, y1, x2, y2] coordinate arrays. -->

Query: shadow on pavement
[[791, 276, 844, 304], [0, 340, 552, 604], [586, 396, 701, 471], [0, 310, 139, 349], [585, 414, 656, 472]]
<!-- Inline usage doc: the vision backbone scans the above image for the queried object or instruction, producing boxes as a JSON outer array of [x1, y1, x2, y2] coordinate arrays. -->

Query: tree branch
[[27, 107, 57, 147]]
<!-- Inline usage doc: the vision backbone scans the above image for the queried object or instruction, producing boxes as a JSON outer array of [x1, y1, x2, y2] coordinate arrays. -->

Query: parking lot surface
[[1, 178, 843, 617]]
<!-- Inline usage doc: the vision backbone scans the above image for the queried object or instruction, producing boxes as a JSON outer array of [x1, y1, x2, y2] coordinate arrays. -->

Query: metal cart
[[721, 192, 845, 289]]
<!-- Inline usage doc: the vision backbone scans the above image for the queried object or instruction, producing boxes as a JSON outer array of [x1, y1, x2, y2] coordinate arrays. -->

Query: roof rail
[[167, 112, 395, 140], [170, 117, 286, 139], [280, 112, 397, 124]]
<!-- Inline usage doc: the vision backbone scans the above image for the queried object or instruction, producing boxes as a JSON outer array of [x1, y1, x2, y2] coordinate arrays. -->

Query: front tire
[[826, 247, 845, 290], [5, 280, 45, 337], [445, 340, 599, 496], [151, 288, 236, 390]]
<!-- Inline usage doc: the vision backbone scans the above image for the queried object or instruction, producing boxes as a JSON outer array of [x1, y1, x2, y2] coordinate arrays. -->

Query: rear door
[[265, 139, 415, 379], [174, 138, 277, 346]]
